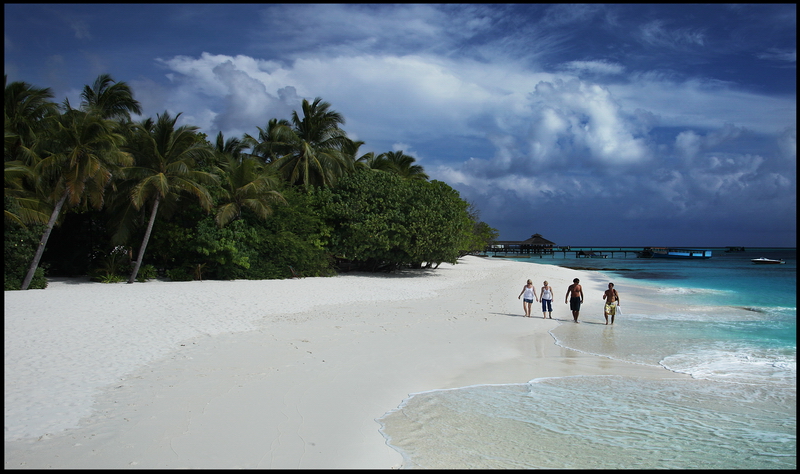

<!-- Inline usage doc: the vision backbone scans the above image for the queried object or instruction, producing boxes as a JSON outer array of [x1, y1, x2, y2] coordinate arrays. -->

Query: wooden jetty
[[485, 233, 640, 258]]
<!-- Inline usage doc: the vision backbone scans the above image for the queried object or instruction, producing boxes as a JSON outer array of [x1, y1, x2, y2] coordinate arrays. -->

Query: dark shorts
[[570, 297, 582, 311], [523, 298, 534, 304]]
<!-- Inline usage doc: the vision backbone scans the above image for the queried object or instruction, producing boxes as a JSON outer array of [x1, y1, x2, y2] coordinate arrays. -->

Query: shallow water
[[380, 376, 795, 469]]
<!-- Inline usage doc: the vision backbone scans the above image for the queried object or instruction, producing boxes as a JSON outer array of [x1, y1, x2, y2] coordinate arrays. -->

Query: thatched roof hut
[[488, 233, 557, 254], [519, 233, 556, 248]]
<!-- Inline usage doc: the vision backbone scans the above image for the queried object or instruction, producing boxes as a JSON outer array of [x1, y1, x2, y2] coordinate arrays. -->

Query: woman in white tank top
[[518, 279, 538, 317], [540, 281, 553, 319]]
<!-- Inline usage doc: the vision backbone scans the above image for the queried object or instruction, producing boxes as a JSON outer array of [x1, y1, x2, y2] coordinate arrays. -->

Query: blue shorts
[[523, 298, 534, 304], [541, 299, 552, 312]]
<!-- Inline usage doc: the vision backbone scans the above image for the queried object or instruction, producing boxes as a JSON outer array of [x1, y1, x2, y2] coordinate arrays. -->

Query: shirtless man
[[565, 278, 584, 322], [602, 282, 620, 325]]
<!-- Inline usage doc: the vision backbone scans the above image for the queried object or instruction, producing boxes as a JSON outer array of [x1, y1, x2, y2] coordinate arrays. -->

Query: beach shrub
[[96, 273, 126, 283], [166, 267, 194, 281], [143, 211, 251, 281], [316, 170, 405, 270], [4, 198, 48, 290], [143, 204, 205, 276], [136, 264, 157, 282], [402, 178, 474, 267], [243, 186, 335, 279], [318, 169, 473, 271], [88, 247, 155, 283], [460, 205, 500, 256], [192, 217, 254, 279], [4, 221, 48, 288], [89, 246, 130, 282]]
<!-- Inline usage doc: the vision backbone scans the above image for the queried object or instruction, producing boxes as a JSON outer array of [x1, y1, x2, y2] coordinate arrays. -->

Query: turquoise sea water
[[378, 248, 796, 469]]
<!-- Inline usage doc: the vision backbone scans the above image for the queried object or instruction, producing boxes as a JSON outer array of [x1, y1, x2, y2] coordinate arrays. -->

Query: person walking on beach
[[540, 280, 554, 319], [565, 278, 584, 322], [518, 279, 538, 317], [603, 282, 620, 325]]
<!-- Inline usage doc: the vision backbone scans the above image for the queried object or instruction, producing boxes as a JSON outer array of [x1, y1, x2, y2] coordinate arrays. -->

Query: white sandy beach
[[4, 256, 684, 469]]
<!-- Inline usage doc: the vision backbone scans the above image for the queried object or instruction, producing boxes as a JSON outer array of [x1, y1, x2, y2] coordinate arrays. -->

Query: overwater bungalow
[[488, 233, 557, 255]]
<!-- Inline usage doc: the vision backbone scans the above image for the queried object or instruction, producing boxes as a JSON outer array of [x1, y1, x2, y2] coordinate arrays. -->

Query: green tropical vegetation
[[4, 74, 498, 289]]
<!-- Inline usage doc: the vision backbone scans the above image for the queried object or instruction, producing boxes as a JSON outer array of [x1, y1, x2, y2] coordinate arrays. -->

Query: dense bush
[[140, 186, 333, 280], [461, 219, 500, 256], [136, 264, 157, 282], [402, 179, 473, 267], [88, 245, 131, 282], [245, 186, 335, 278], [4, 197, 48, 290], [318, 169, 473, 271], [145, 208, 254, 281]]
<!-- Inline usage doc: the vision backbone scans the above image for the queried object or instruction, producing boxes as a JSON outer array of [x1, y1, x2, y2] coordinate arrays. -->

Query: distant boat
[[637, 247, 712, 259], [751, 257, 785, 265]]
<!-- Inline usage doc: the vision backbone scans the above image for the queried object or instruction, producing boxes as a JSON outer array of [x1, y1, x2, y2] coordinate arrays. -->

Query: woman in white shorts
[[518, 279, 538, 317]]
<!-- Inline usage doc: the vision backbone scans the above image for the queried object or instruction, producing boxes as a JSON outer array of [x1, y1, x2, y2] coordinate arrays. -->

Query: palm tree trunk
[[21, 193, 68, 290], [128, 196, 160, 284]]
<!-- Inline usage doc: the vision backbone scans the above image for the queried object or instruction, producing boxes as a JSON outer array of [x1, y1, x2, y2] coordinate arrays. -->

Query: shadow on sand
[[491, 313, 572, 321]]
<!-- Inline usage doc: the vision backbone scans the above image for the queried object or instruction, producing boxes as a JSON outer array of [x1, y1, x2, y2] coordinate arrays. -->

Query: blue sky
[[5, 4, 796, 247]]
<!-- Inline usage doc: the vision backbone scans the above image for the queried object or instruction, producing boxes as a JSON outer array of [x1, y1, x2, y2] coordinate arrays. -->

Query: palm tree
[[355, 150, 428, 180], [271, 97, 353, 189], [356, 150, 392, 172], [244, 118, 292, 164], [124, 111, 217, 283], [20, 109, 132, 289], [79, 74, 142, 121], [4, 76, 59, 162], [214, 131, 250, 163], [4, 77, 60, 227], [4, 160, 51, 227], [342, 139, 376, 169], [214, 154, 286, 227], [382, 150, 428, 180]]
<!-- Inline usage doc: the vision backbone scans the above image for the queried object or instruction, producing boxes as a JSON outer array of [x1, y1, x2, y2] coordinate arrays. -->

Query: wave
[[654, 286, 732, 296], [623, 304, 796, 323], [660, 344, 796, 387], [547, 308, 797, 379]]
